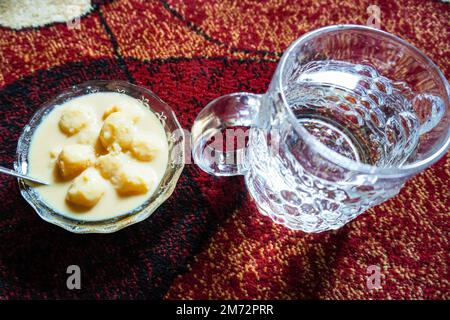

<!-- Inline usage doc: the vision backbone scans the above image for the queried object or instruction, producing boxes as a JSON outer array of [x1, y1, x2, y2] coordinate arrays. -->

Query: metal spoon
[[0, 166, 49, 185]]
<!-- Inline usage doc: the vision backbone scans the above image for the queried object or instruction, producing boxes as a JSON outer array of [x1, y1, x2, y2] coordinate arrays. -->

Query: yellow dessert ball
[[95, 153, 123, 180], [113, 166, 151, 195], [59, 107, 93, 135], [57, 144, 95, 179], [66, 168, 107, 208], [130, 136, 158, 161], [99, 112, 136, 152]]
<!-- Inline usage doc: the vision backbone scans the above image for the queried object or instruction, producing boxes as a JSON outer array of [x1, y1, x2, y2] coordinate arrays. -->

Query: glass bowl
[[14, 80, 185, 233]]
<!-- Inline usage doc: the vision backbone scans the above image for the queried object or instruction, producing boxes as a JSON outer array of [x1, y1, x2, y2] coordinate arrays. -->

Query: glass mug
[[191, 25, 450, 232]]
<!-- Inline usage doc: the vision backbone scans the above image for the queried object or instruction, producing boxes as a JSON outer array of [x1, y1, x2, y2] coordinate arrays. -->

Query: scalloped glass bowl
[[15, 80, 185, 233]]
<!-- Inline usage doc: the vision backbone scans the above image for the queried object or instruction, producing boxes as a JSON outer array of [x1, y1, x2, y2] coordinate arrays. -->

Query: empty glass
[[191, 25, 450, 232]]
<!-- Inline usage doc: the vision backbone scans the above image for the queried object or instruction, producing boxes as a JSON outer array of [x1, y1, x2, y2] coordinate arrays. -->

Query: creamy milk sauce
[[28, 92, 169, 221]]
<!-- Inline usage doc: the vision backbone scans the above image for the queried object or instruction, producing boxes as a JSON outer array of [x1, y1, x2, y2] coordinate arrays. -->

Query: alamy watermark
[[66, 5, 82, 30], [366, 265, 382, 290], [367, 5, 381, 29], [66, 265, 81, 290]]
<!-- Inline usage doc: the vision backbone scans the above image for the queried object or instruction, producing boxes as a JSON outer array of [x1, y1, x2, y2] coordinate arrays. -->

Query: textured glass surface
[[192, 25, 450, 232]]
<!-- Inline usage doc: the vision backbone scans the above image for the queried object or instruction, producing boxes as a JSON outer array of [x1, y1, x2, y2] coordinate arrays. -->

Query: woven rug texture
[[0, 0, 448, 299]]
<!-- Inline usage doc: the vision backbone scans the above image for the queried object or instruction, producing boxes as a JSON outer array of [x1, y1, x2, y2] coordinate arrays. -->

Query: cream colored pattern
[[0, 0, 91, 29]]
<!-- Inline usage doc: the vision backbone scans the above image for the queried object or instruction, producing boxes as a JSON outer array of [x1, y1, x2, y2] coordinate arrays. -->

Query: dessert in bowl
[[15, 80, 185, 233]]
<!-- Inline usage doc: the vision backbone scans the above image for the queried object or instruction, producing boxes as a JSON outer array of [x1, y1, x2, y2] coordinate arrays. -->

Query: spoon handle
[[0, 166, 49, 185]]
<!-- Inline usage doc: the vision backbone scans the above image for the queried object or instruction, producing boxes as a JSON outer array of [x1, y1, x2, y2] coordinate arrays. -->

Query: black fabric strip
[[97, 9, 135, 84], [159, 0, 283, 58]]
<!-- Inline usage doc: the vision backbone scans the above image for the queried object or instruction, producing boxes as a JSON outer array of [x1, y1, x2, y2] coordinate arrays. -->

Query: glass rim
[[278, 24, 450, 178]]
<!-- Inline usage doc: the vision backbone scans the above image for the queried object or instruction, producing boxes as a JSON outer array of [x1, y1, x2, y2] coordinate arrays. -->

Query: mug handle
[[191, 92, 263, 176]]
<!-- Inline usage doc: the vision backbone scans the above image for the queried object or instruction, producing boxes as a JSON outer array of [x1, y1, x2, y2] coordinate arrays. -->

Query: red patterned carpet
[[0, 0, 449, 299]]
